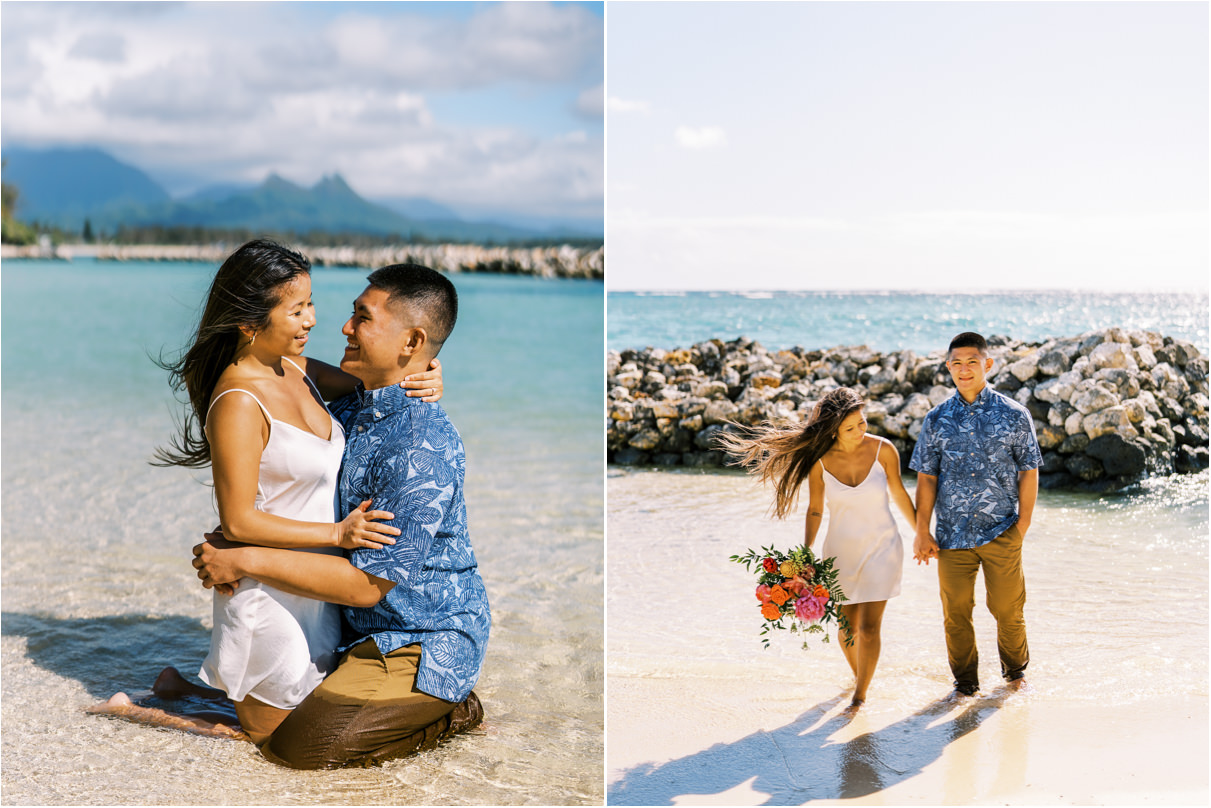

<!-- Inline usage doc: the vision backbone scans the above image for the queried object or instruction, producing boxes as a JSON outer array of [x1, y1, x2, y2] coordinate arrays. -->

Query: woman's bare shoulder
[[206, 364, 273, 423], [209, 363, 261, 401], [871, 434, 901, 462]]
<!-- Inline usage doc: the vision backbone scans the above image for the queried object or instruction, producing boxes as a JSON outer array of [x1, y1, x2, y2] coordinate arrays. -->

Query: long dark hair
[[153, 239, 312, 468], [717, 387, 865, 518]]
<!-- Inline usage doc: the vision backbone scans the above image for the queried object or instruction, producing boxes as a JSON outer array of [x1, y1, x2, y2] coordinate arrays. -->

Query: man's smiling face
[[946, 345, 994, 401], [340, 286, 408, 389]]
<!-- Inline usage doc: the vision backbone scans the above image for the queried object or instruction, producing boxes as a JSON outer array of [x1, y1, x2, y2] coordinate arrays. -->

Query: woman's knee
[[856, 621, 881, 643]]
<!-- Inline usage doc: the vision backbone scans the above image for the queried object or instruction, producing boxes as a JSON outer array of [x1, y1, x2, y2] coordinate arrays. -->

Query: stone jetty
[[607, 329, 1210, 492], [1, 242, 604, 280]]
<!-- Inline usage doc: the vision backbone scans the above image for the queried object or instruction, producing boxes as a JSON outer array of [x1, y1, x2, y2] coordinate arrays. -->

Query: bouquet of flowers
[[729, 544, 851, 649]]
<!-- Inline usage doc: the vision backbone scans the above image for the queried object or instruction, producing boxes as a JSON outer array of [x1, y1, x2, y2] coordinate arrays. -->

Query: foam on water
[[1, 259, 603, 804]]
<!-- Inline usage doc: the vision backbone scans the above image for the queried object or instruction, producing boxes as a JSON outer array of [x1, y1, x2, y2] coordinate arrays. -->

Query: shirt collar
[[354, 382, 415, 420], [954, 384, 994, 409]]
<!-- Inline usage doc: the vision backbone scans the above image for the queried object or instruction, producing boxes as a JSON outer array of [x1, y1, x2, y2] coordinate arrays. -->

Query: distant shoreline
[[0, 242, 604, 280]]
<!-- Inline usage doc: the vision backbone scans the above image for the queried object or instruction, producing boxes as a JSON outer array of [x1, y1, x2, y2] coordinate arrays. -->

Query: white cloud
[[558, 131, 590, 144], [607, 208, 1209, 291], [607, 96, 651, 113], [674, 125, 726, 150], [611, 213, 853, 231], [577, 83, 604, 118], [67, 33, 126, 64], [0, 2, 603, 219]]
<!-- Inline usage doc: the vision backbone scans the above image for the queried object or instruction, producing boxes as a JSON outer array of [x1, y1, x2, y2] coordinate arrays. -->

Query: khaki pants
[[261, 640, 482, 769], [937, 525, 1029, 691]]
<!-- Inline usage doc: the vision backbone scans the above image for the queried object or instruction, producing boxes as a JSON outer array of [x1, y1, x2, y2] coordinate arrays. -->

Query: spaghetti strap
[[206, 388, 273, 424], [282, 357, 323, 399]]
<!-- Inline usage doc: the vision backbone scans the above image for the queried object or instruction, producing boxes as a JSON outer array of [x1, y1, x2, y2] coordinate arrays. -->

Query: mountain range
[[1, 146, 601, 243]]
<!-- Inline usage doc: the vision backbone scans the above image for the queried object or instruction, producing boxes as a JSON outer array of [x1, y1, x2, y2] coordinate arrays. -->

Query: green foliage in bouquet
[[730, 544, 853, 650]]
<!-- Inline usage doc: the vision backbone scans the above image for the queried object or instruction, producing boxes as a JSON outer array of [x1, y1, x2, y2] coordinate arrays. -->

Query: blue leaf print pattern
[[329, 384, 491, 703], [910, 386, 1042, 550]]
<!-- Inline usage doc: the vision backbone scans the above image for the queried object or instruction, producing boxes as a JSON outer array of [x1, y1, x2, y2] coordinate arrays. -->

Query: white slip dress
[[819, 439, 904, 605], [198, 358, 345, 709]]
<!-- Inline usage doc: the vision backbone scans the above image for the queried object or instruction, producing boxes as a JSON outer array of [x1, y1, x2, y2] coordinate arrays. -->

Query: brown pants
[[937, 525, 1029, 691], [261, 640, 483, 769]]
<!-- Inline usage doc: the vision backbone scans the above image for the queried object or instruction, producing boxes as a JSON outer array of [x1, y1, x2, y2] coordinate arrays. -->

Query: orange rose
[[761, 601, 782, 621], [812, 584, 829, 599], [770, 585, 790, 605]]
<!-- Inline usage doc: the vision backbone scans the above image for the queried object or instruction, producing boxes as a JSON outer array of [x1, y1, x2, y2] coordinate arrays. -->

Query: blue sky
[[1, 1, 603, 221], [607, 1, 1208, 291]]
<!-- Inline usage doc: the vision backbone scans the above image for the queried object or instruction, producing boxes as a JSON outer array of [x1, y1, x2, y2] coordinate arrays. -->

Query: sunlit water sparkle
[[1, 259, 603, 805]]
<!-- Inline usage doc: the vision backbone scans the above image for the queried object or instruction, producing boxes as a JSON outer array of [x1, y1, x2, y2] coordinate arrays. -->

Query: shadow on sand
[[1, 611, 218, 705], [608, 687, 1015, 805]]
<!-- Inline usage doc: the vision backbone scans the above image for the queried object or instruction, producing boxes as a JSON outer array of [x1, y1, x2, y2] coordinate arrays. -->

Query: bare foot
[[1006, 677, 1028, 693], [842, 697, 865, 716], [944, 687, 977, 703], [86, 692, 134, 714]]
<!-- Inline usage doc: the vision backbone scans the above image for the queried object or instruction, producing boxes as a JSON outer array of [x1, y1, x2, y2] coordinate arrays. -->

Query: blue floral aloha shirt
[[909, 385, 1042, 550], [329, 383, 490, 703]]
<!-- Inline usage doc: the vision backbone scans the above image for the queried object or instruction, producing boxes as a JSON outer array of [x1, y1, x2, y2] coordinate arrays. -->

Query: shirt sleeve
[[348, 418, 458, 586], [1012, 409, 1043, 471], [909, 412, 941, 475]]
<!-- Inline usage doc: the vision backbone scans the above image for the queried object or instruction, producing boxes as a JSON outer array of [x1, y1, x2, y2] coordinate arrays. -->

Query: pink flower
[[755, 584, 772, 603], [794, 593, 826, 623]]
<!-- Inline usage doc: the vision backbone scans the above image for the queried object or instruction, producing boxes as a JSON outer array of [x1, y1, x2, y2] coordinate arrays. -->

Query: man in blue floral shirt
[[195, 265, 490, 768], [910, 332, 1040, 697]]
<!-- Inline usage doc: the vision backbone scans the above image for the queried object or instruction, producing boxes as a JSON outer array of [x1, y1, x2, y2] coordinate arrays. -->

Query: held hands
[[336, 500, 400, 550], [913, 532, 940, 566], [402, 357, 443, 402]]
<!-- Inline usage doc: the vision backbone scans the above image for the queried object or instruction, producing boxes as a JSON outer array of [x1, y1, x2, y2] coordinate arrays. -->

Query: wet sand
[[608, 677, 1207, 805], [606, 468, 1209, 805]]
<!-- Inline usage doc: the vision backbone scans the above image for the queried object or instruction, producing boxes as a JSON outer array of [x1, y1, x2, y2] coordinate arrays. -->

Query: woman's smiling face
[[253, 274, 315, 357]]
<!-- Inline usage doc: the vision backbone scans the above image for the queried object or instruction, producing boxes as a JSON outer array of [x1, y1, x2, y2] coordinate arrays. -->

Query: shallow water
[[1, 259, 604, 805], [606, 467, 1208, 804]]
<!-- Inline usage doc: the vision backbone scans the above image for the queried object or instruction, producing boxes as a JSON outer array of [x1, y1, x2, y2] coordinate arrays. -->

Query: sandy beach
[[1, 260, 604, 805], [606, 468, 1208, 805]]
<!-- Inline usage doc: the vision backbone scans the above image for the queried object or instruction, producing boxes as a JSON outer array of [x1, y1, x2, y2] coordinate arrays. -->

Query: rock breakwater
[[2, 242, 604, 280], [607, 329, 1210, 492]]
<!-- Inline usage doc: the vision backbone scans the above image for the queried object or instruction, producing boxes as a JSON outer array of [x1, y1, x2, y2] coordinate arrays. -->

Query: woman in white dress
[[87, 240, 442, 743], [722, 387, 915, 711]]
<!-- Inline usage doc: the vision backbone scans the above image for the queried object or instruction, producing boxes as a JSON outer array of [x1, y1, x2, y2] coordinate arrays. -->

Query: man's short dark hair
[[366, 263, 458, 345], [948, 331, 988, 357]]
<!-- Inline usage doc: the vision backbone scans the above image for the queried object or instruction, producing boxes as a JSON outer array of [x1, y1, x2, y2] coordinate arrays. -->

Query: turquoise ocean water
[[608, 290, 1209, 354], [1, 259, 603, 805], [606, 287, 1208, 802]]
